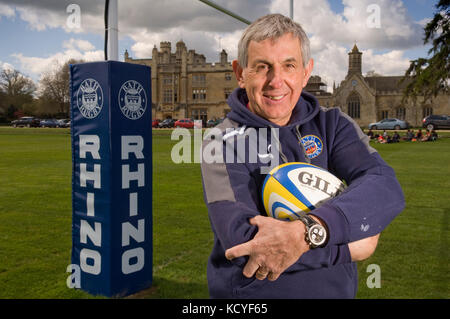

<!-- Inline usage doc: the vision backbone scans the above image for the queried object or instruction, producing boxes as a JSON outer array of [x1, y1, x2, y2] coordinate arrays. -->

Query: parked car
[[174, 118, 194, 128], [158, 118, 176, 128], [206, 118, 223, 127], [57, 119, 70, 128], [368, 118, 409, 130], [422, 115, 450, 130], [152, 119, 160, 128], [11, 116, 40, 127], [40, 119, 60, 128]]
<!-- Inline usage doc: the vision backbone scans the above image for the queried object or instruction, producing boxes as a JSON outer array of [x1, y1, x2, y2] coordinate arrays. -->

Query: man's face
[[233, 32, 313, 126]]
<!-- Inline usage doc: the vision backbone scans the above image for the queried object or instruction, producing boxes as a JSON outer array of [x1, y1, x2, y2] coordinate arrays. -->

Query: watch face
[[352, 80, 357, 87], [308, 224, 327, 247]]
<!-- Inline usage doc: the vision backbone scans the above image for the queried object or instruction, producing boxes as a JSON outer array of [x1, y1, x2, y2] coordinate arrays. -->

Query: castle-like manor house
[[124, 40, 236, 123], [125, 42, 449, 127]]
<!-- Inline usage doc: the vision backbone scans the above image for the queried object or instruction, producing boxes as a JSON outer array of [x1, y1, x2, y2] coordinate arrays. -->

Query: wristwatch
[[297, 212, 328, 249]]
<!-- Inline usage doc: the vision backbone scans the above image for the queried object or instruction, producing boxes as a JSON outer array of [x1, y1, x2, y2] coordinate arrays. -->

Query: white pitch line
[[153, 238, 214, 273]]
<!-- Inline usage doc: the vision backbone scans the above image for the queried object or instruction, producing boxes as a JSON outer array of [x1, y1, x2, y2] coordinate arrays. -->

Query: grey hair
[[237, 14, 311, 68]]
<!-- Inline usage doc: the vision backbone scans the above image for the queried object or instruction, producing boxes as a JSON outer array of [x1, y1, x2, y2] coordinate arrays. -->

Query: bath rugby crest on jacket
[[262, 162, 345, 220], [300, 135, 323, 159]]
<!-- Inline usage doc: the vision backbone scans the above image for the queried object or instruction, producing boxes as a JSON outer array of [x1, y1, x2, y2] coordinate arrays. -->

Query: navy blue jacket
[[201, 88, 405, 298]]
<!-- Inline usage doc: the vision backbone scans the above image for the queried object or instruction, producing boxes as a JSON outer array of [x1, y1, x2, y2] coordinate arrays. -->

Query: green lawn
[[0, 127, 448, 299], [356, 132, 450, 298]]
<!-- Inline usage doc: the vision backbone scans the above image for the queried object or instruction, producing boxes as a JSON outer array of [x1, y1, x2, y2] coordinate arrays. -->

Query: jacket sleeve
[[201, 131, 261, 267], [201, 128, 352, 269], [310, 111, 405, 246]]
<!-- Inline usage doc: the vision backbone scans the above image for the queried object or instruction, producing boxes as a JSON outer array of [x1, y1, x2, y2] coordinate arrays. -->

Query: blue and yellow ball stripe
[[262, 162, 326, 220]]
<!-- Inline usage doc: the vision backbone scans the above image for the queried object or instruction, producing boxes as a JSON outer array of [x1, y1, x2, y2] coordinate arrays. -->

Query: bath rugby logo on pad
[[300, 135, 323, 159], [77, 78, 103, 119], [118, 80, 147, 120]]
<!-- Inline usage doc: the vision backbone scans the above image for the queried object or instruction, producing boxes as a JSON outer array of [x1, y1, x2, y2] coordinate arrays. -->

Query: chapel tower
[[347, 44, 362, 76]]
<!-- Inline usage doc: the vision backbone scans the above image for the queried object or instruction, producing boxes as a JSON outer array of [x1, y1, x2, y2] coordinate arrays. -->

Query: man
[[392, 131, 400, 143], [201, 14, 404, 298], [403, 129, 414, 141]]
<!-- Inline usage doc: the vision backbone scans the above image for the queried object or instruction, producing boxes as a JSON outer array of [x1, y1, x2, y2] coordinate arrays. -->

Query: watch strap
[[296, 211, 317, 228], [296, 211, 328, 249]]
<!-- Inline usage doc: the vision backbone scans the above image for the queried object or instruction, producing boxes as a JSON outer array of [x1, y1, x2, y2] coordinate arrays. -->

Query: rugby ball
[[262, 162, 345, 221]]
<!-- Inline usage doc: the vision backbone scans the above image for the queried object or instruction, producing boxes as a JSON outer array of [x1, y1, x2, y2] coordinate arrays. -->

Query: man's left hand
[[225, 215, 309, 281]]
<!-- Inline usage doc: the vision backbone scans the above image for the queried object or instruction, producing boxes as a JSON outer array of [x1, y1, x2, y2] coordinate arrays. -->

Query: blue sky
[[328, 0, 435, 21], [0, 0, 439, 88]]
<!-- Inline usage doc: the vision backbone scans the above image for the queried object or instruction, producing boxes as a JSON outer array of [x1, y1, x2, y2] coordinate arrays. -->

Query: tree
[[402, 0, 449, 102], [0, 68, 36, 118], [39, 58, 83, 116], [0, 68, 36, 96], [0, 90, 5, 117]]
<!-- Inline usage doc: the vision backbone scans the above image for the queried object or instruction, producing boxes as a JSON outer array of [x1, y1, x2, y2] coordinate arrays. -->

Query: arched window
[[347, 93, 360, 119]]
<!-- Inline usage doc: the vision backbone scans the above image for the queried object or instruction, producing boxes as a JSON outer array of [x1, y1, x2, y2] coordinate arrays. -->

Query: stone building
[[124, 40, 237, 123], [310, 44, 450, 127], [125, 41, 448, 127], [304, 75, 332, 102]]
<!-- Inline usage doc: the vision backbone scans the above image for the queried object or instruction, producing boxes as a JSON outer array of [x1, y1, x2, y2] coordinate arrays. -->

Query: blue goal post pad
[[69, 61, 152, 297]]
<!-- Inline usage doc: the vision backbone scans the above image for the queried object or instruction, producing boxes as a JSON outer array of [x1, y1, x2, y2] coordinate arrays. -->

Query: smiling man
[[201, 14, 405, 298], [235, 31, 313, 126]]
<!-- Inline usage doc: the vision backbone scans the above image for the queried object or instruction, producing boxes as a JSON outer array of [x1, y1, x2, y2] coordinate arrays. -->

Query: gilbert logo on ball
[[262, 162, 345, 220]]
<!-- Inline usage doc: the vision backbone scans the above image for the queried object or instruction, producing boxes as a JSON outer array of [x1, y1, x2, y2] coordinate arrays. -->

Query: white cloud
[[361, 49, 410, 76], [4, 2, 103, 34], [15, 6, 63, 31], [12, 46, 103, 79], [0, 3, 14, 19], [63, 38, 95, 52], [272, 0, 424, 50], [0, 60, 15, 71], [116, 0, 267, 34], [309, 41, 349, 90], [417, 17, 431, 27], [117, 0, 255, 63]]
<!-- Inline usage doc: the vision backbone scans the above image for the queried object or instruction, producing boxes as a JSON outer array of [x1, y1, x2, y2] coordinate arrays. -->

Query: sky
[[0, 0, 438, 92]]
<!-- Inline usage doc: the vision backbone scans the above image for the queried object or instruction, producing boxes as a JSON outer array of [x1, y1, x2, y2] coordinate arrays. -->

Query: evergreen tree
[[402, 0, 449, 101]]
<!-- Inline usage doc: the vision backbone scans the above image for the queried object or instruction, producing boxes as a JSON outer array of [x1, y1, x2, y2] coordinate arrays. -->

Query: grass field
[[0, 127, 448, 299]]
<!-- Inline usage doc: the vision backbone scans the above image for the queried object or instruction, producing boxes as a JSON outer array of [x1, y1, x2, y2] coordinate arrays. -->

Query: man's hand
[[225, 215, 309, 281]]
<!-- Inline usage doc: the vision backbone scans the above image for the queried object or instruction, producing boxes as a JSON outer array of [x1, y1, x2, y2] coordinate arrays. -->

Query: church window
[[347, 93, 360, 119]]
